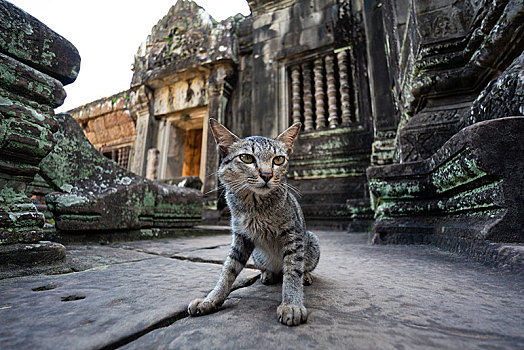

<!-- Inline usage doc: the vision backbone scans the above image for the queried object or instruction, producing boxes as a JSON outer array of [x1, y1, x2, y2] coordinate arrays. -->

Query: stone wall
[[364, 0, 524, 244], [68, 90, 135, 170], [223, 0, 374, 228]]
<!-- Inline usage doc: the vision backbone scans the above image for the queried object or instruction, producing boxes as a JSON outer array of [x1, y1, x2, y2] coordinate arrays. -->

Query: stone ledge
[[0, 241, 65, 265], [368, 117, 524, 243]]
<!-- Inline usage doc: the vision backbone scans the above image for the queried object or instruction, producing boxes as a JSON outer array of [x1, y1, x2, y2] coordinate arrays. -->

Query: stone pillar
[[0, 0, 80, 266], [202, 62, 235, 223], [129, 86, 154, 176], [290, 66, 302, 125], [313, 58, 326, 129], [302, 62, 314, 131], [325, 54, 339, 128], [145, 148, 160, 180], [337, 49, 353, 124]]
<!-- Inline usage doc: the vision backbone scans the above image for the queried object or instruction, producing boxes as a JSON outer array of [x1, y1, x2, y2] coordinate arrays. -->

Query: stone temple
[[1, 0, 523, 282], [0, 0, 523, 347]]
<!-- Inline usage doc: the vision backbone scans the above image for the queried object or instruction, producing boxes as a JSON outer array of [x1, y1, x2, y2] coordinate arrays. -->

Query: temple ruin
[[1, 0, 522, 268]]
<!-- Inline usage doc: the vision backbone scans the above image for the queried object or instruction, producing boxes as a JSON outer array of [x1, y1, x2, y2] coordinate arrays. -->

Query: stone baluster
[[337, 49, 353, 124], [291, 66, 302, 125], [325, 54, 339, 128], [302, 62, 314, 131], [313, 58, 326, 129]]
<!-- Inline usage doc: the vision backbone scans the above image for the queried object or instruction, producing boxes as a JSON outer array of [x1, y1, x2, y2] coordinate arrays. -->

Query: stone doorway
[[182, 128, 202, 177], [156, 108, 207, 182]]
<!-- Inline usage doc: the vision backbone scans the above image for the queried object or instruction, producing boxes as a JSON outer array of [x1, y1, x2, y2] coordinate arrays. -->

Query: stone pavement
[[1, 230, 523, 350]]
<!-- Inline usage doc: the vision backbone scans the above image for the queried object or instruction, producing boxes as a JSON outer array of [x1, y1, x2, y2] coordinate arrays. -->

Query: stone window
[[288, 47, 356, 130], [101, 146, 131, 170]]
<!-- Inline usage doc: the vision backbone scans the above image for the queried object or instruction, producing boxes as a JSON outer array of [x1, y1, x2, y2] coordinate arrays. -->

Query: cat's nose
[[260, 171, 273, 183]]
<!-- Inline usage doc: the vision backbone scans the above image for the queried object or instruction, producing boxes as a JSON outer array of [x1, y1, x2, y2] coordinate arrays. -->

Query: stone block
[[0, 0, 80, 84], [0, 0, 78, 267], [368, 117, 524, 244], [41, 114, 202, 233]]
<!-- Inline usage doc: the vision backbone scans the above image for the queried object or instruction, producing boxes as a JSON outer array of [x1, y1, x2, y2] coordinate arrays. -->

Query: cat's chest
[[234, 210, 280, 240]]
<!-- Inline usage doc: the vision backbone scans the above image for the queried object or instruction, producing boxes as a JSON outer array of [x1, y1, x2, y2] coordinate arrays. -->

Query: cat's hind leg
[[303, 271, 313, 286], [253, 248, 282, 285], [304, 231, 320, 274]]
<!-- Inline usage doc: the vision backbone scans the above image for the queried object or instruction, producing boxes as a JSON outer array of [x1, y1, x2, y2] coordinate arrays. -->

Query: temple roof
[[131, 0, 243, 86]]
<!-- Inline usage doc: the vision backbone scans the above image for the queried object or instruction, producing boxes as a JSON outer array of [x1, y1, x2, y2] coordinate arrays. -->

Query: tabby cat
[[187, 119, 320, 326]]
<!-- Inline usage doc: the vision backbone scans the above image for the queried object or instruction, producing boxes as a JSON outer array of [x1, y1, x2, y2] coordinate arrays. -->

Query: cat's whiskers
[[282, 182, 302, 198], [204, 184, 227, 195]]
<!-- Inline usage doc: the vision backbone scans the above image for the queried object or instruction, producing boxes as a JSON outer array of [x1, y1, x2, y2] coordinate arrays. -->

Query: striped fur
[[188, 119, 320, 326]]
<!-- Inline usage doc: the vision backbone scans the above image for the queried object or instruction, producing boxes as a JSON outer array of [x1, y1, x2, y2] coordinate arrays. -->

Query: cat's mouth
[[251, 183, 273, 194]]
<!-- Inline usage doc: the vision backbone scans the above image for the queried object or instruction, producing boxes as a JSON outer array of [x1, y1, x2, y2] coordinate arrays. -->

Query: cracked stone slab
[[65, 244, 158, 272], [113, 234, 256, 267], [0, 257, 259, 350], [112, 234, 233, 257], [123, 231, 524, 349]]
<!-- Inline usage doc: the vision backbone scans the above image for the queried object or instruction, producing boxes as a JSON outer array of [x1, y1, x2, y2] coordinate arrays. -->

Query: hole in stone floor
[[61, 295, 86, 302], [32, 284, 58, 291]]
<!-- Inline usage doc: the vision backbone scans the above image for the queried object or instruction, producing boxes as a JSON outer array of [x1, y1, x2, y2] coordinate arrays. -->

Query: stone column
[[129, 86, 154, 176], [325, 54, 339, 128], [290, 66, 302, 125], [337, 49, 353, 124], [302, 62, 314, 131], [313, 58, 326, 129], [0, 1, 80, 266], [145, 148, 160, 180]]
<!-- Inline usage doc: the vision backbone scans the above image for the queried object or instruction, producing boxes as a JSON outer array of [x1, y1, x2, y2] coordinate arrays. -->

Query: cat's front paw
[[277, 303, 308, 326], [187, 298, 219, 316]]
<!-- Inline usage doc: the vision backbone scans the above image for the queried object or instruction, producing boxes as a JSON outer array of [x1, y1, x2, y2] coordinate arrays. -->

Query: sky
[[8, 0, 251, 112]]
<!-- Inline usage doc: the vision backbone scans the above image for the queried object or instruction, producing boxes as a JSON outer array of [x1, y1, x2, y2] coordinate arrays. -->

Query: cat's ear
[[276, 122, 302, 154], [209, 118, 240, 154]]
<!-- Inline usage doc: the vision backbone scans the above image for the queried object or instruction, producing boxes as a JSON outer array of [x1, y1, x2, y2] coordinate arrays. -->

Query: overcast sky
[[8, 0, 251, 112]]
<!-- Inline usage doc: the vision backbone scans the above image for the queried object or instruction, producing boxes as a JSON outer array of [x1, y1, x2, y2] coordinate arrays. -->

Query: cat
[[187, 118, 320, 326]]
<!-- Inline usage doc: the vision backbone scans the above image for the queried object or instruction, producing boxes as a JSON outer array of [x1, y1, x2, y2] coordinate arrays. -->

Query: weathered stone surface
[[65, 244, 157, 272], [0, 241, 65, 265], [364, 0, 522, 161], [0, 256, 259, 350], [289, 127, 373, 228], [113, 233, 256, 267], [468, 50, 524, 125], [364, 0, 524, 247], [0, 0, 80, 84], [121, 232, 524, 349], [1, 230, 522, 349], [68, 90, 135, 152], [368, 117, 524, 243], [40, 114, 202, 232], [0, 1, 80, 268], [131, 0, 238, 87]]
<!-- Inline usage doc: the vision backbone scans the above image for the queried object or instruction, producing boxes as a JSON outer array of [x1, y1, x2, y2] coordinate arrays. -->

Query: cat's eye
[[239, 154, 255, 164], [273, 156, 286, 165]]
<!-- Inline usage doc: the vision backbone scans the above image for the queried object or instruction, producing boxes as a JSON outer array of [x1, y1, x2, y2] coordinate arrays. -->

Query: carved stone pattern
[[325, 54, 339, 128], [313, 58, 326, 129], [291, 66, 302, 125], [337, 50, 352, 124], [418, 9, 466, 41], [301, 62, 314, 131]]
